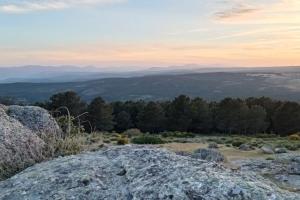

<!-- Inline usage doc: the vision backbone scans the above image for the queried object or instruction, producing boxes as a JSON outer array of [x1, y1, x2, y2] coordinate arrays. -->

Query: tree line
[[3, 91, 299, 136]]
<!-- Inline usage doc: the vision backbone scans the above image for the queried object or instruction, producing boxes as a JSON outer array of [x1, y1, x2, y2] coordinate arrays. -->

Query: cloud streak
[[214, 0, 264, 20], [0, 0, 125, 13], [215, 6, 258, 19]]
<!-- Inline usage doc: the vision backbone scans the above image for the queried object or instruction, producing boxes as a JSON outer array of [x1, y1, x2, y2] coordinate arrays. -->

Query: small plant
[[54, 136, 84, 156], [132, 134, 164, 144]]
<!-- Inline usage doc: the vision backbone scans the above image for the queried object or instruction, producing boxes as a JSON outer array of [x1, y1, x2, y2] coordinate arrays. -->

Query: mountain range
[[0, 66, 300, 103]]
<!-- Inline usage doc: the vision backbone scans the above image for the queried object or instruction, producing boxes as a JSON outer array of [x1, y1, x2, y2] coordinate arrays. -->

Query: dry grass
[[159, 142, 274, 162]]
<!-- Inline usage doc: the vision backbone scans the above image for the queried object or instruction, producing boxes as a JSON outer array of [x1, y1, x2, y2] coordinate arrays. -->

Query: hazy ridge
[[1, 66, 300, 102]]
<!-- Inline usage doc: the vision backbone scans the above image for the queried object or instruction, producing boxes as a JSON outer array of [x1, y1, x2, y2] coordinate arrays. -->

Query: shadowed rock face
[[0, 105, 60, 180], [0, 146, 299, 200]]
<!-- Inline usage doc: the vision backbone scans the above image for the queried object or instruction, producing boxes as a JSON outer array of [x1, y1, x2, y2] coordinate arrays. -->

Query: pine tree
[[88, 97, 114, 131]]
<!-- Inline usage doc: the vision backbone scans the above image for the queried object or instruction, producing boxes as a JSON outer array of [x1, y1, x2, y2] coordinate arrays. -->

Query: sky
[[0, 0, 300, 69]]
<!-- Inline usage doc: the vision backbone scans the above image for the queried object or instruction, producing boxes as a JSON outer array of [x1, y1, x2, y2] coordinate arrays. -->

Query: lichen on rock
[[7, 105, 60, 137], [0, 104, 60, 180], [0, 145, 299, 200]]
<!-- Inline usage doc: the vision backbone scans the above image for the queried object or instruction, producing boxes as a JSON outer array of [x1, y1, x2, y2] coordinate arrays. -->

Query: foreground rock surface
[[0, 146, 299, 200], [0, 105, 60, 180]]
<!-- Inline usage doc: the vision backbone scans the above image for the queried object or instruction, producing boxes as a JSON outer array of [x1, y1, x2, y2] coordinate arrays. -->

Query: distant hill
[[1, 65, 300, 83], [1, 71, 300, 103]]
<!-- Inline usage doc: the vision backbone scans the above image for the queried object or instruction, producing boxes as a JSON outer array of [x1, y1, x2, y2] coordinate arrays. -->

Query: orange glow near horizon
[[0, 0, 300, 68]]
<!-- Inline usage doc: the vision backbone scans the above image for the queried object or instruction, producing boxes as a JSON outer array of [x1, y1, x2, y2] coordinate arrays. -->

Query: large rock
[[7, 105, 60, 137], [0, 105, 60, 180], [261, 145, 274, 154], [0, 107, 45, 179], [0, 146, 298, 200]]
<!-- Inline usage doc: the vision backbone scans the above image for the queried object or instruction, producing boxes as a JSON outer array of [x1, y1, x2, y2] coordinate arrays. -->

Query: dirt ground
[[159, 142, 284, 161]]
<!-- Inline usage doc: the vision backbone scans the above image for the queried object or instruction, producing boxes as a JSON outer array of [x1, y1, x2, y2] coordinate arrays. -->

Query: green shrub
[[232, 139, 245, 147], [276, 141, 299, 151], [225, 139, 233, 144], [285, 144, 299, 151], [206, 138, 224, 144], [249, 139, 264, 147], [56, 116, 84, 136], [123, 129, 142, 138], [103, 139, 111, 143], [161, 131, 195, 138], [132, 135, 164, 144], [255, 133, 278, 138]]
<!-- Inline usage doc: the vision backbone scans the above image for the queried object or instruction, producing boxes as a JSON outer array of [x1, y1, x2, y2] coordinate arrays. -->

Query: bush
[[249, 139, 264, 147], [103, 139, 111, 143], [288, 134, 300, 141], [232, 139, 246, 147], [207, 137, 225, 144], [54, 136, 84, 156], [285, 144, 299, 151], [117, 135, 129, 145], [132, 135, 164, 144], [123, 129, 142, 138], [225, 138, 233, 144], [161, 131, 195, 138], [255, 133, 278, 138], [56, 116, 84, 136], [276, 141, 300, 151], [208, 142, 219, 149]]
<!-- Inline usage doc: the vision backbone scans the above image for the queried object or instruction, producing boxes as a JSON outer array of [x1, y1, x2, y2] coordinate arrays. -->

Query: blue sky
[[0, 0, 300, 68]]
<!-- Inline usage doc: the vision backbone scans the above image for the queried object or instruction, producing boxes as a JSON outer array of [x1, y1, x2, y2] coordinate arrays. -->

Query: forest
[[4, 91, 292, 136]]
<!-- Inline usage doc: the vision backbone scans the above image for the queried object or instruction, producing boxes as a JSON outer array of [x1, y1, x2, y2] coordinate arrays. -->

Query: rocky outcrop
[[0, 146, 299, 200], [233, 154, 300, 192], [7, 105, 60, 137], [0, 105, 60, 180]]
